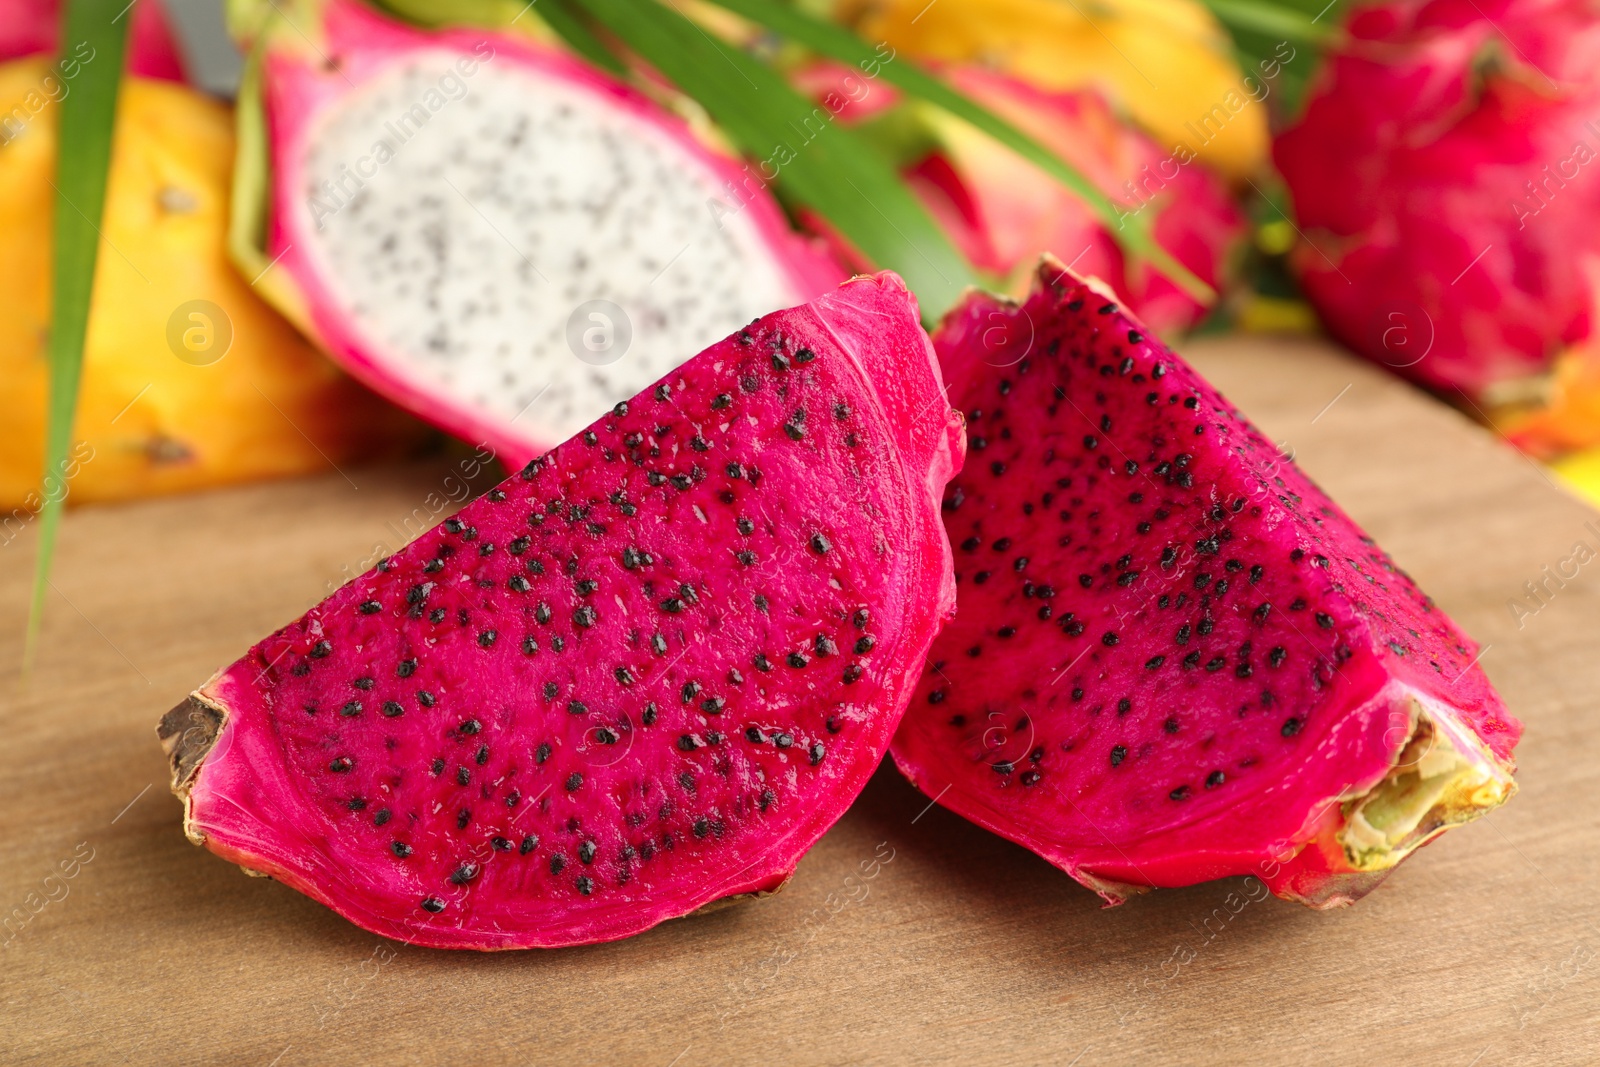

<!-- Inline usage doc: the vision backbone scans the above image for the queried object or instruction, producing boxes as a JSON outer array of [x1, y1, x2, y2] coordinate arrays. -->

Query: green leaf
[[227, 46, 273, 283], [1200, 0, 1340, 118], [694, 0, 1214, 304], [534, 0, 628, 75], [25, 0, 130, 674], [569, 0, 977, 317], [379, 0, 627, 73], [1199, 0, 1337, 46]]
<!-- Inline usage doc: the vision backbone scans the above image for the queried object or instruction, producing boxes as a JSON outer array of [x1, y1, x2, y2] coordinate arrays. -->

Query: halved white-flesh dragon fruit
[[233, 0, 844, 463]]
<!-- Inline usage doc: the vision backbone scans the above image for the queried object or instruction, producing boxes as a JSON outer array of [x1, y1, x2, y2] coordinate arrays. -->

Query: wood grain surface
[[3, 336, 1597, 1066]]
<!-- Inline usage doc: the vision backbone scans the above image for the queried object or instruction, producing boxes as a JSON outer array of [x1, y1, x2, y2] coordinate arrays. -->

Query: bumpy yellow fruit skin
[[0, 58, 423, 509], [848, 0, 1269, 182]]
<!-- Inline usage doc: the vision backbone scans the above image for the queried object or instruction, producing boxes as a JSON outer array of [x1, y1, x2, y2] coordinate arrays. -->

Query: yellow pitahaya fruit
[[0, 58, 426, 511]]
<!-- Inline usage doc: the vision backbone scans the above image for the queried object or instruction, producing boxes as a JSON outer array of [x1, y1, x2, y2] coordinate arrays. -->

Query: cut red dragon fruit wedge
[[159, 273, 963, 949], [892, 257, 1520, 908], [234, 0, 844, 464]]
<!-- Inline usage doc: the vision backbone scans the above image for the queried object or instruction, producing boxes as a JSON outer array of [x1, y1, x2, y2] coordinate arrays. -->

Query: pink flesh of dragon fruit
[[1274, 0, 1600, 403], [0, 0, 188, 81], [244, 0, 843, 467], [891, 258, 1519, 908], [158, 273, 964, 950]]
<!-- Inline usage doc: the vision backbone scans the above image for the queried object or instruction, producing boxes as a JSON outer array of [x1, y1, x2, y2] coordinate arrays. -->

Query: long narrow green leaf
[[379, 0, 627, 73], [1201, 0, 1336, 117], [535, 0, 628, 75], [695, 0, 1213, 304], [571, 0, 976, 317], [227, 47, 273, 283], [1199, 0, 1337, 45], [25, 0, 130, 673]]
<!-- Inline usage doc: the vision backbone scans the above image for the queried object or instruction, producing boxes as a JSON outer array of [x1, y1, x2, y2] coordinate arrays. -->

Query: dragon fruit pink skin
[[1274, 0, 1600, 403], [159, 272, 964, 950], [242, 0, 843, 468], [797, 62, 1244, 334], [911, 68, 1244, 334], [0, 0, 188, 81], [891, 257, 1519, 908]]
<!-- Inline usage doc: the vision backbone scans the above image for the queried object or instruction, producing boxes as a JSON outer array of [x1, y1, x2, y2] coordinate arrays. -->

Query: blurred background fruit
[[1275, 0, 1600, 410], [904, 67, 1244, 332], [225, 0, 846, 468], [1551, 443, 1600, 508], [16, 0, 1600, 520], [843, 0, 1271, 182], [0, 0, 189, 81], [0, 56, 427, 509], [802, 59, 1245, 331]]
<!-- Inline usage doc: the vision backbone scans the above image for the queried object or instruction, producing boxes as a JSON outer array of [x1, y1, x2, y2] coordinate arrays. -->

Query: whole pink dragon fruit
[[911, 69, 1244, 334], [1275, 0, 1600, 403], [892, 257, 1519, 907], [234, 0, 843, 467], [797, 63, 1244, 333], [0, 0, 188, 81], [159, 273, 964, 949]]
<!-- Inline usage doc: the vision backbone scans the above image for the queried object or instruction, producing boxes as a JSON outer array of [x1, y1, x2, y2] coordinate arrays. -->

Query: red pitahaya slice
[[158, 273, 964, 949], [236, 0, 844, 466], [0, 0, 188, 82], [892, 257, 1520, 908]]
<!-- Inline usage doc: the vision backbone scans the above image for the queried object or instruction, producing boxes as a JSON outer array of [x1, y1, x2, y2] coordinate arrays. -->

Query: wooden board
[[3, 335, 1598, 1066]]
